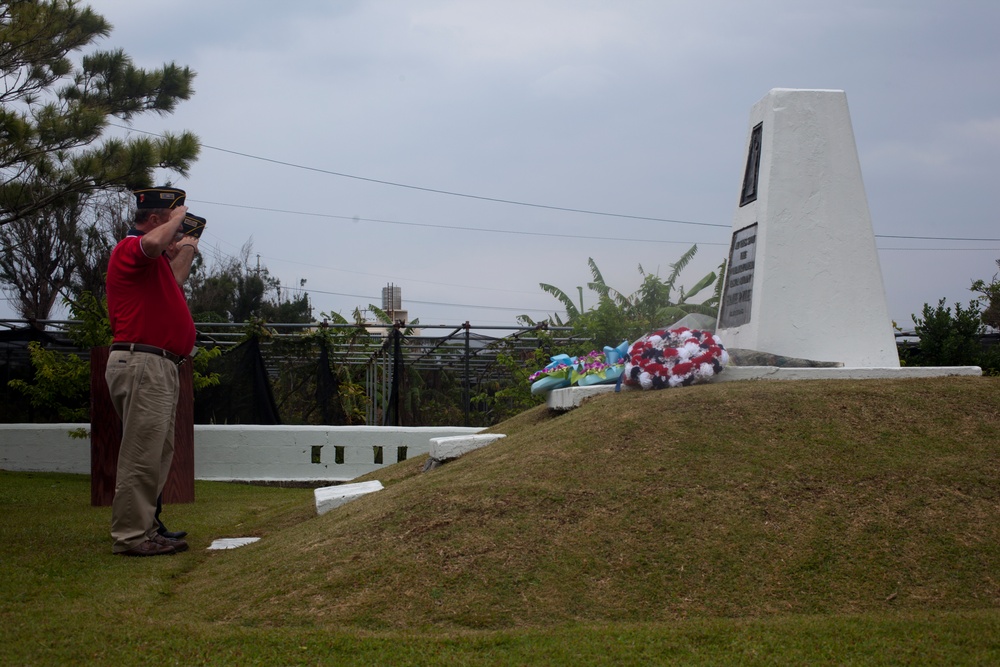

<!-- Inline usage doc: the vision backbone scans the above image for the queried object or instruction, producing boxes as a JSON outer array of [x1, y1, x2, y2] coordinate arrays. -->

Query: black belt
[[110, 343, 186, 365]]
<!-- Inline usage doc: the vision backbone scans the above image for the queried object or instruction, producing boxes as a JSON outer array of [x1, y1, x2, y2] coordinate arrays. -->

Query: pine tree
[[0, 0, 199, 227]]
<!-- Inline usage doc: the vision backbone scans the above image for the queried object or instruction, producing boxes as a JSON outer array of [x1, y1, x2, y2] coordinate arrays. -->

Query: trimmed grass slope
[[161, 377, 1000, 631]]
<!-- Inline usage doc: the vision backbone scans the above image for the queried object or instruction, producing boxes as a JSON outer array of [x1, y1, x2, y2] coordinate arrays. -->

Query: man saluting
[[105, 186, 199, 557]]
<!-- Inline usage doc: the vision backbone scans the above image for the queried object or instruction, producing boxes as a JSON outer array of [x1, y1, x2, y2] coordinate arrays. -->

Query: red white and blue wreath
[[624, 327, 729, 390]]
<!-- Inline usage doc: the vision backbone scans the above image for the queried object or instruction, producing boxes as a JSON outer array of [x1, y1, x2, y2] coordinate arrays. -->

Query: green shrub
[[911, 298, 983, 366]]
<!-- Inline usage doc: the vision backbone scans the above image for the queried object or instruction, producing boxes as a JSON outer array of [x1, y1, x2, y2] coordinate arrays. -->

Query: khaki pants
[[105, 350, 179, 553]]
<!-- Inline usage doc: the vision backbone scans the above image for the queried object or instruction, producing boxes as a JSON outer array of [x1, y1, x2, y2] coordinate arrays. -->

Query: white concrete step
[[429, 433, 506, 461], [314, 480, 384, 515]]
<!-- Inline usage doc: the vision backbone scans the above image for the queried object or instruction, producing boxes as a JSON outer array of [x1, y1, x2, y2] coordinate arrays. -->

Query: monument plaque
[[739, 123, 762, 206], [719, 223, 757, 328]]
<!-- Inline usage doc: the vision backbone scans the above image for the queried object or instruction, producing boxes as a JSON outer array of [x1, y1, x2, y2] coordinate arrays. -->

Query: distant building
[[364, 284, 419, 337], [381, 284, 408, 326]]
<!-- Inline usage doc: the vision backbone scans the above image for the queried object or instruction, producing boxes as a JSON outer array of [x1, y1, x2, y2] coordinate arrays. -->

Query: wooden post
[[89, 346, 119, 507], [164, 360, 195, 503], [90, 347, 195, 506]]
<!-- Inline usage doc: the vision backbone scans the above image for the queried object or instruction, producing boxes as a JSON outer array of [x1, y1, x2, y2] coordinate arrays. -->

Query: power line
[[186, 207, 997, 317], [191, 235, 557, 307], [878, 246, 1000, 251], [878, 234, 1000, 242], [112, 124, 728, 229], [281, 284, 555, 313], [189, 243, 560, 315], [189, 200, 1000, 249], [115, 123, 1000, 244], [188, 199, 728, 246]]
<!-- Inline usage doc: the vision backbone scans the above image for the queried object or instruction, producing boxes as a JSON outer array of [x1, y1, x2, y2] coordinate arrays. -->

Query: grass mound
[[160, 377, 1000, 631]]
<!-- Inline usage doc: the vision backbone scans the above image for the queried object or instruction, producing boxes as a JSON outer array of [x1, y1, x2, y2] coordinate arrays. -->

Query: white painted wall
[[0, 424, 483, 482], [0, 425, 89, 474], [717, 89, 899, 367]]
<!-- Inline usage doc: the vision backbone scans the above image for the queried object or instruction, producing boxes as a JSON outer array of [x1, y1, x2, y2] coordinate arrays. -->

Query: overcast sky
[[18, 1, 1000, 332]]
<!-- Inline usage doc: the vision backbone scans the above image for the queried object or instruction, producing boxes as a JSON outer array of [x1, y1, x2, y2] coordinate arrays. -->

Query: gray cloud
[[21, 0, 999, 330]]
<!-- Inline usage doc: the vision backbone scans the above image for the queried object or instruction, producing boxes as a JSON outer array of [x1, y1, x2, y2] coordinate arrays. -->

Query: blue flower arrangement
[[528, 341, 629, 395]]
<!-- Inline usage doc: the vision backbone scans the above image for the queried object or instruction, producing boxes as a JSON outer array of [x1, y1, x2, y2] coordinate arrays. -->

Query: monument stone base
[[545, 366, 983, 411]]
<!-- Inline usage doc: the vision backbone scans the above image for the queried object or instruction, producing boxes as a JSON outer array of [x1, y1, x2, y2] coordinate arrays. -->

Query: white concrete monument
[[716, 88, 900, 367]]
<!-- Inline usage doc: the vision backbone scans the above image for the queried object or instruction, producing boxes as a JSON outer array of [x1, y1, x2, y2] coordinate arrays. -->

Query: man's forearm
[[140, 206, 188, 257], [170, 244, 197, 285]]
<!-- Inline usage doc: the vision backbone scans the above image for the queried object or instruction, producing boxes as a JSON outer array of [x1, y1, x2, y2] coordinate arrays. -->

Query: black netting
[[315, 343, 348, 425], [194, 337, 280, 425], [0, 326, 81, 423], [2, 320, 580, 427]]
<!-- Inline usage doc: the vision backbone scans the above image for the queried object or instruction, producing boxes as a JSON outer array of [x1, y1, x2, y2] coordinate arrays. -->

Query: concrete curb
[[546, 365, 983, 411], [315, 480, 384, 515]]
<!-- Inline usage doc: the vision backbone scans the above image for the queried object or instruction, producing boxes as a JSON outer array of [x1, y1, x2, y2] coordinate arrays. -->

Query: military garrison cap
[[134, 186, 186, 210], [181, 213, 206, 238]]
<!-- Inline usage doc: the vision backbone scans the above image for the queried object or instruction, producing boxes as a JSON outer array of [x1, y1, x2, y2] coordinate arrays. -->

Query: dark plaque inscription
[[739, 122, 762, 207], [719, 223, 757, 328]]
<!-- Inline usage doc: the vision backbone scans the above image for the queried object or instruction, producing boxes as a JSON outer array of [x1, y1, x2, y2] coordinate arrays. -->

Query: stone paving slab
[[207, 537, 261, 550]]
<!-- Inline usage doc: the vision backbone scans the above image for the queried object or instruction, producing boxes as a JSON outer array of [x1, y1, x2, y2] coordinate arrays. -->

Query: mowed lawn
[[2, 376, 1000, 665]]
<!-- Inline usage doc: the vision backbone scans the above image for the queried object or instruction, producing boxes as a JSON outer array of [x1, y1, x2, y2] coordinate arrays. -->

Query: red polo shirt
[[106, 235, 196, 357]]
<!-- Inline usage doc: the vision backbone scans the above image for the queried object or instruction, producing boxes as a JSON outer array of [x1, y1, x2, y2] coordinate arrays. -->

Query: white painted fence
[[0, 424, 483, 482]]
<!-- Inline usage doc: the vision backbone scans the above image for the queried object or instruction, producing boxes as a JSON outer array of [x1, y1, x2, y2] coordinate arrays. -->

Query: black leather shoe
[[116, 539, 176, 557], [152, 533, 188, 553], [157, 526, 188, 540]]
